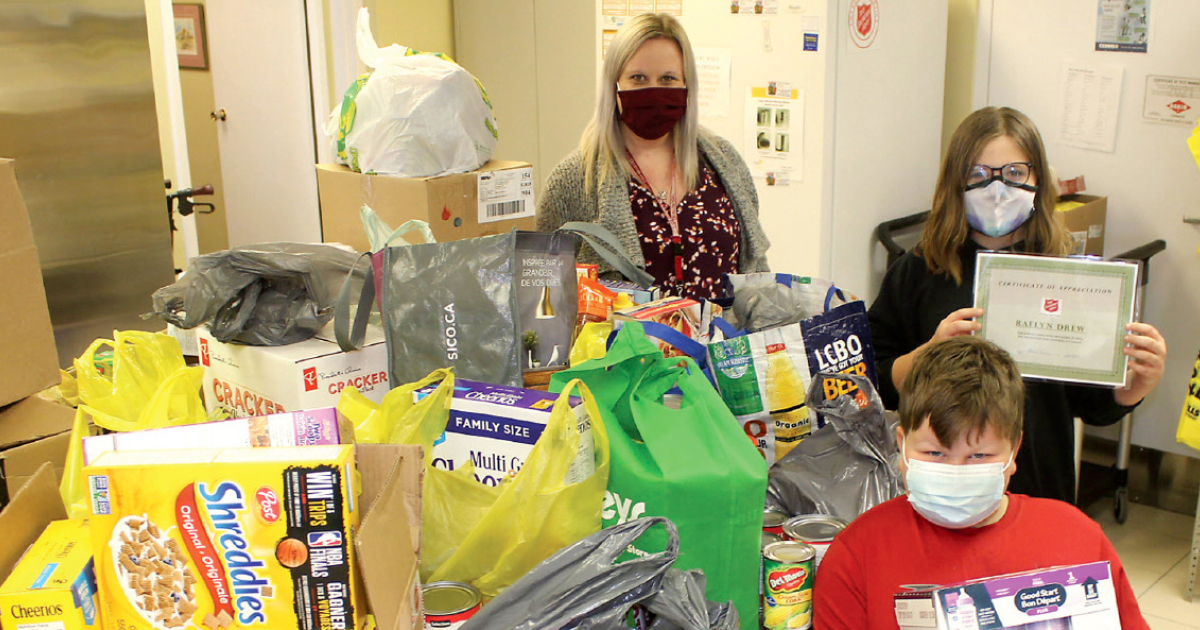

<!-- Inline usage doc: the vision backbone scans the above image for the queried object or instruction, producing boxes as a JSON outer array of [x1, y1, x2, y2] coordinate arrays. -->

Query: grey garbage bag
[[644, 569, 739, 630], [151, 242, 363, 346], [766, 372, 903, 522], [460, 517, 678, 630]]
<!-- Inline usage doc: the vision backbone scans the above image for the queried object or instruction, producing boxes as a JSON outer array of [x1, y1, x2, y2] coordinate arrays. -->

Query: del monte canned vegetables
[[782, 514, 847, 573], [762, 540, 815, 630], [423, 581, 482, 630]]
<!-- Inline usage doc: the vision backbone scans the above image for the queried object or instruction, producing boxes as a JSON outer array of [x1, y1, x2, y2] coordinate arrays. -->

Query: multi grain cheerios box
[[85, 445, 362, 630], [0, 518, 98, 630]]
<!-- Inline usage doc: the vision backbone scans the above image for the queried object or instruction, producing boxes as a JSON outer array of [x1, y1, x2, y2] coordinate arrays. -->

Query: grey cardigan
[[536, 131, 771, 280]]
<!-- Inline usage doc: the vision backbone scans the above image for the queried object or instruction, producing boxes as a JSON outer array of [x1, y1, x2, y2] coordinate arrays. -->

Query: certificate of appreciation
[[973, 253, 1139, 387]]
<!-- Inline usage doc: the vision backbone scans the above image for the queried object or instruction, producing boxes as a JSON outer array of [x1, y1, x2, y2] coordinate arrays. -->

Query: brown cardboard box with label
[[317, 161, 537, 252], [1056, 194, 1107, 257], [0, 159, 60, 407]]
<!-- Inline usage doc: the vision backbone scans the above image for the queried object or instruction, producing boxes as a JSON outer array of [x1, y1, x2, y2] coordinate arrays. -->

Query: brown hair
[[917, 107, 1073, 284], [900, 336, 1024, 448]]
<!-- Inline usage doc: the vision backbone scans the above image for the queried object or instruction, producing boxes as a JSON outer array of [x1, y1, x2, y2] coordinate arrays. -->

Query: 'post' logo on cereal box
[[256, 486, 281, 523]]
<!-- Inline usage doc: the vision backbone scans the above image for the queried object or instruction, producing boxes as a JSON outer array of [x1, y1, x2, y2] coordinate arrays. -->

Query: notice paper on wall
[[1143, 75, 1200, 125], [1095, 0, 1150, 53], [694, 47, 732, 118], [744, 85, 803, 185], [1057, 63, 1123, 153]]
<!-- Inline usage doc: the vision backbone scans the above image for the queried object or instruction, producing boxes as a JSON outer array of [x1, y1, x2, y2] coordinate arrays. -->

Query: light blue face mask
[[902, 438, 1014, 529]]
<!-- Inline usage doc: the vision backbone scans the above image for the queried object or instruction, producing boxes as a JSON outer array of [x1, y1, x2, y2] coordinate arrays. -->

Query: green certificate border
[[973, 253, 1139, 387]]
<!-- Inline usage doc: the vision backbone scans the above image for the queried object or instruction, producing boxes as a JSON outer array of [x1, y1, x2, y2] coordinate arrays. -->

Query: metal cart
[[874, 210, 1165, 522]]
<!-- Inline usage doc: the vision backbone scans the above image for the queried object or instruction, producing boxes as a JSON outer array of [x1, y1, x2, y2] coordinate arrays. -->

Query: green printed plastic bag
[[551, 322, 768, 630]]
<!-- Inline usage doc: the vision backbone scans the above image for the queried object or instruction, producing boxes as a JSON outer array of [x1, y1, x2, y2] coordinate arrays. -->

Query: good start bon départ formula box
[[84, 445, 362, 630]]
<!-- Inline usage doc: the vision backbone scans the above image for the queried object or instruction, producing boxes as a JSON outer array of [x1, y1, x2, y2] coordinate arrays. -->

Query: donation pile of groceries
[[0, 13, 1125, 630]]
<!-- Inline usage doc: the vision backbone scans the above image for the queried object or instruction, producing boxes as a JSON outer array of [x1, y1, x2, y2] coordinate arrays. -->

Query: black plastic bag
[[460, 518, 678, 630], [151, 243, 363, 346], [766, 372, 903, 522]]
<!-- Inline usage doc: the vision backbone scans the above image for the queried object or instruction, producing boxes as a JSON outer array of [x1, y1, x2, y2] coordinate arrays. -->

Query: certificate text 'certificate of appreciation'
[[973, 253, 1138, 387]]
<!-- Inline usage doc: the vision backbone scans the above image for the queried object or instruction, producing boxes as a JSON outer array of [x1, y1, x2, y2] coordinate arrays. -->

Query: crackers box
[[86, 446, 365, 630], [0, 518, 98, 630], [894, 562, 1120, 629], [316, 161, 536, 253], [198, 324, 389, 417], [81, 407, 353, 465]]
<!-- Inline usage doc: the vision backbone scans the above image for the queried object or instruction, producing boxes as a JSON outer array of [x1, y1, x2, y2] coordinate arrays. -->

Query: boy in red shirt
[[813, 336, 1148, 629]]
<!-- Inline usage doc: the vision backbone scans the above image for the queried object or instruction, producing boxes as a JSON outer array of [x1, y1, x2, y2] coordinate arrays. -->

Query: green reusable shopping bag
[[551, 322, 768, 630]]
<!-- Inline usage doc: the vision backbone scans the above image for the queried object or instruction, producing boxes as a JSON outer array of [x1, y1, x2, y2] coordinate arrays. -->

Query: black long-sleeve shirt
[[867, 242, 1136, 503]]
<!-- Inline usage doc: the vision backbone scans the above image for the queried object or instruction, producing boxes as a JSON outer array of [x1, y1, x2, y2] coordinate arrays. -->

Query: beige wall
[[942, 0, 978, 156], [366, 0, 455, 58]]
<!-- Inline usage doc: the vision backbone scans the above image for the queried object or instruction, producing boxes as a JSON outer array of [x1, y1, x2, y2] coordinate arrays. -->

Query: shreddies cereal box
[[85, 445, 361, 630]]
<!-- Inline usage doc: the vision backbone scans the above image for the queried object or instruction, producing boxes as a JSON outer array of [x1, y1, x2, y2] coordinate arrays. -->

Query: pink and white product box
[[81, 407, 351, 464], [198, 323, 389, 417], [414, 379, 595, 488], [894, 562, 1120, 630]]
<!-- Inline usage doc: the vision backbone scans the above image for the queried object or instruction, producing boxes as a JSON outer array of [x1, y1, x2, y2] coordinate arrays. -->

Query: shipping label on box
[[0, 518, 98, 630], [477, 166, 535, 223], [86, 445, 362, 630], [199, 325, 389, 417], [81, 408, 350, 465], [895, 562, 1121, 630], [416, 380, 594, 487]]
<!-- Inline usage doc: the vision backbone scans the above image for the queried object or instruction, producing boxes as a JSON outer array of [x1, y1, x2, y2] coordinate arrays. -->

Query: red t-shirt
[[813, 494, 1148, 630]]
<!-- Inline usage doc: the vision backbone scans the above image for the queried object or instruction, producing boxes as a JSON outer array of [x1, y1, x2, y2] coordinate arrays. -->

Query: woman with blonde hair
[[868, 106, 1167, 503], [536, 13, 769, 300]]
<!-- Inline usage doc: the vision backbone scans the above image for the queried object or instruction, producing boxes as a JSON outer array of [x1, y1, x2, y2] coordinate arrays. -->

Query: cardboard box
[[81, 407, 354, 465], [84, 443, 423, 630], [0, 159, 60, 407], [1056, 194, 1107, 257], [415, 379, 594, 487], [0, 518, 98, 630], [199, 325, 389, 417], [316, 161, 537, 253], [0, 395, 76, 505], [894, 562, 1121, 629]]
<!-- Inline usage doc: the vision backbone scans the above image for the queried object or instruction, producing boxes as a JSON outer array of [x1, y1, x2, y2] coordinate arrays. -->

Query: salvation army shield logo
[[848, 0, 880, 48], [1041, 298, 1062, 315]]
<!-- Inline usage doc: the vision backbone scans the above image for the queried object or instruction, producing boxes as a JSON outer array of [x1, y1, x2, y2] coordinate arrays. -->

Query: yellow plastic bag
[[569, 321, 613, 366], [59, 407, 96, 518], [337, 369, 610, 597], [73, 330, 207, 430], [1176, 349, 1200, 451]]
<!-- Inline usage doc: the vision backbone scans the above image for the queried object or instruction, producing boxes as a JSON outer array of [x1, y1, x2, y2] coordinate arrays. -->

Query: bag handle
[[361, 205, 436, 252], [334, 253, 376, 352], [558, 221, 654, 289]]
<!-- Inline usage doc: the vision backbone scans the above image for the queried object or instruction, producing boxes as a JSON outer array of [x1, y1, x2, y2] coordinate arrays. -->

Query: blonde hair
[[580, 13, 700, 191], [918, 107, 1073, 284]]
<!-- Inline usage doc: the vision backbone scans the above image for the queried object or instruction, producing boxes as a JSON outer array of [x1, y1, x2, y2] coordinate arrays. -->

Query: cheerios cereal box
[[0, 518, 98, 630], [84, 445, 362, 630]]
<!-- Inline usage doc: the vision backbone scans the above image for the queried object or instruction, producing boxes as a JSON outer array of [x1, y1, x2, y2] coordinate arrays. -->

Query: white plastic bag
[[326, 8, 498, 177]]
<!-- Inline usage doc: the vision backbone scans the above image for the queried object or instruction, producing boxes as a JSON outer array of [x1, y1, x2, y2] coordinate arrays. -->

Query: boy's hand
[[932, 307, 984, 343], [1115, 322, 1167, 406]]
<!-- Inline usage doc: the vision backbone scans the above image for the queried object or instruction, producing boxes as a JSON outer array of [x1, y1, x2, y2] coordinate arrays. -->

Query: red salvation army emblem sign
[[1042, 298, 1061, 315], [849, 0, 880, 48]]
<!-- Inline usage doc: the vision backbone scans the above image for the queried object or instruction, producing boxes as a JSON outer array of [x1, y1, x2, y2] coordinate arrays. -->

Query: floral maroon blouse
[[629, 160, 741, 300]]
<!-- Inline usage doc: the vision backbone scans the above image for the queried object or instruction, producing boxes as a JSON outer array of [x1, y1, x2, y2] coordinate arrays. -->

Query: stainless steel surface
[[1082, 436, 1200, 515], [0, 2, 175, 366]]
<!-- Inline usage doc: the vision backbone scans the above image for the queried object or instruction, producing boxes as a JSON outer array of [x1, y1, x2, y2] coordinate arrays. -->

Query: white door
[[206, 0, 322, 246]]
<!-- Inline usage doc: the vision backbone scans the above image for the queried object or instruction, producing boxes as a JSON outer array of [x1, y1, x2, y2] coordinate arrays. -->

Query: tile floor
[[1084, 499, 1199, 628]]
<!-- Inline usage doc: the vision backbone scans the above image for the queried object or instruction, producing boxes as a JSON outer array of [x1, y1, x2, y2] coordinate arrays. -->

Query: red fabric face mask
[[617, 87, 688, 140]]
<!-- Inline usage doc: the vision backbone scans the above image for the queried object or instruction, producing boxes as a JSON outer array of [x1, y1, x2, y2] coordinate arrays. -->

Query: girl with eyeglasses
[[536, 13, 770, 300], [867, 106, 1167, 504]]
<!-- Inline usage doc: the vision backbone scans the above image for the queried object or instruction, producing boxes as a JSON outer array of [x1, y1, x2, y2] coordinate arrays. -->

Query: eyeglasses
[[964, 162, 1037, 191]]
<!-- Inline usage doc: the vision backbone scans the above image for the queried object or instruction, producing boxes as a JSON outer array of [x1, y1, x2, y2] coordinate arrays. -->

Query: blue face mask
[[902, 439, 1014, 529]]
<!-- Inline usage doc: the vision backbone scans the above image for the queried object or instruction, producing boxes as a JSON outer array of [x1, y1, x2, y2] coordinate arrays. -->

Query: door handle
[[210, 109, 227, 121], [1184, 217, 1200, 225]]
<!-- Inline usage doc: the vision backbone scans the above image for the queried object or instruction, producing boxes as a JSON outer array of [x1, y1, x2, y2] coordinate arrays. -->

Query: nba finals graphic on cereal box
[[84, 445, 362, 630]]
